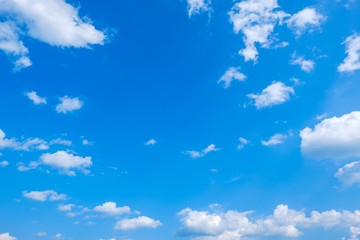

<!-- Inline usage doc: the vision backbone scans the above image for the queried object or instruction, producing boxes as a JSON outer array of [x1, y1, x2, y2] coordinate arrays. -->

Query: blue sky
[[1, 0, 360, 239]]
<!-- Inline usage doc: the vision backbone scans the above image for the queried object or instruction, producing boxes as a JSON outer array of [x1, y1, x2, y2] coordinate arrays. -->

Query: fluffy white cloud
[[286, 8, 325, 36], [338, 33, 360, 72], [229, 0, 289, 62], [0, 161, 9, 167], [262, 133, 287, 146], [145, 139, 157, 146], [186, 0, 211, 17], [218, 67, 246, 88], [115, 216, 162, 230], [237, 137, 249, 150], [290, 53, 315, 72], [23, 190, 67, 202], [94, 202, 131, 216], [247, 81, 294, 109], [0, 0, 106, 70], [39, 151, 92, 176], [185, 144, 221, 159], [300, 111, 360, 160], [0, 129, 49, 151], [178, 204, 360, 240], [56, 96, 83, 114], [25, 91, 47, 105], [0, 233, 16, 240], [335, 161, 360, 186]]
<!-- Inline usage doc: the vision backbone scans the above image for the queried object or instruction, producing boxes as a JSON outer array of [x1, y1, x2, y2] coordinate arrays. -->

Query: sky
[[1, 0, 360, 239]]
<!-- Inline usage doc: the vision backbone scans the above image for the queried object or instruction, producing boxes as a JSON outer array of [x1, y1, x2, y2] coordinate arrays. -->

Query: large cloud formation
[[300, 111, 360, 160]]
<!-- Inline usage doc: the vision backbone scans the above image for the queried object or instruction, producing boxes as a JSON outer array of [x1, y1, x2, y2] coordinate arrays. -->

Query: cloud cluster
[[186, 0, 211, 17], [0, 0, 106, 70], [178, 204, 360, 239], [290, 53, 315, 72], [0, 129, 49, 151], [185, 144, 221, 159], [247, 81, 294, 109], [23, 190, 67, 202], [300, 111, 360, 160]]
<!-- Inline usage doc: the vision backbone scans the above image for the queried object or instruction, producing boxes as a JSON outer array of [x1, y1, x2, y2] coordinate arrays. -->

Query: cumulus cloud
[[25, 91, 47, 105], [38, 151, 92, 176], [286, 8, 325, 36], [186, 0, 211, 17], [247, 81, 294, 109], [0, 0, 106, 70], [56, 96, 83, 114], [229, 0, 289, 62], [0, 129, 49, 151], [185, 144, 221, 159], [23, 190, 67, 202], [0, 161, 9, 167], [115, 216, 162, 230], [338, 33, 360, 72], [290, 53, 315, 72], [0, 233, 16, 240], [300, 111, 360, 160], [218, 67, 246, 88], [145, 139, 157, 146], [262, 133, 287, 146], [335, 161, 360, 186], [178, 204, 360, 240], [94, 202, 131, 216]]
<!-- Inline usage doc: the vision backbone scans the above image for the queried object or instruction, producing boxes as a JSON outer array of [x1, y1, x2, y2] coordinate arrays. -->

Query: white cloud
[[23, 190, 67, 202], [335, 161, 360, 186], [115, 216, 162, 230], [300, 111, 360, 160], [262, 133, 287, 146], [39, 151, 92, 176], [247, 81, 294, 109], [0, 0, 106, 70], [56, 96, 83, 114], [0, 129, 49, 151], [25, 91, 47, 105], [186, 0, 211, 17], [229, 0, 289, 62], [218, 67, 246, 88], [94, 202, 131, 216], [145, 139, 157, 146], [237, 137, 249, 150], [185, 144, 221, 159], [286, 8, 325, 36], [0, 233, 16, 240], [338, 33, 360, 72], [58, 204, 76, 212], [37, 232, 47, 237], [178, 204, 360, 240], [0, 161, 9, 167], [290, 53, 315, 72], [50, 138, 72, 146]]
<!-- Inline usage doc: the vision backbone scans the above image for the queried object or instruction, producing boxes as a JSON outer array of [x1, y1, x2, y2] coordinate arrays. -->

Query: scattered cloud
[[0, 233, 16, 240], [25, 91, 47, 105], [262, 133, 287, 146], [177, 204, 360, 239], [286, 8, 325, 36], [300, 111, 360, 160], [115, 216, 162, 230], [218, 67, 246, 88], [247, 81, 294, 109], [145, 139, 157, 146], [335, 161, 360, 186], [56, 96, 84, 114], [185, 144, 221, 159], [0, 129, 49, 151], [186, 0, 211, 17], [290, 53, 315, 72], [338, 33, 360, 72], [37, 151, 92, 176], [23, 190, 67, 202], [94, 202, 131, 216], [237, 137, 249, 150], [0, 161, 9, 167], [0, 0, 106, 70]]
